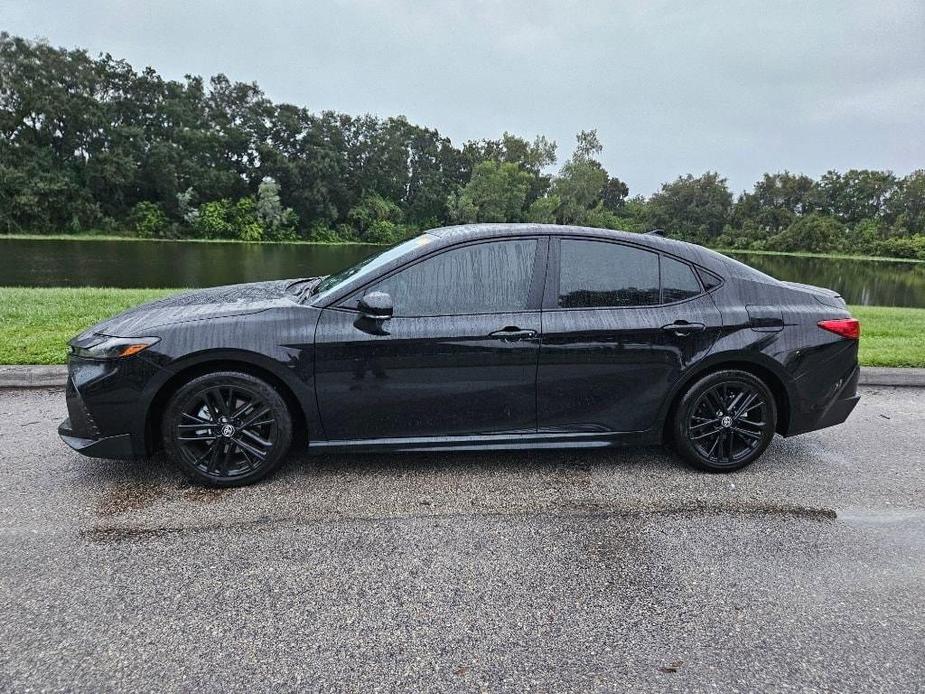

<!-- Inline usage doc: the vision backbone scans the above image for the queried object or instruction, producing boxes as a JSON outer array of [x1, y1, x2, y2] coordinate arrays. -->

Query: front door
[[314, 237, 546, 441]]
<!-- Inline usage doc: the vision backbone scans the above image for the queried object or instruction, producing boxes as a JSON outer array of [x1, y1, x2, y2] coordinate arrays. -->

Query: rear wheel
[[672, 370, 776, 472], [162, 371, 293, 486]]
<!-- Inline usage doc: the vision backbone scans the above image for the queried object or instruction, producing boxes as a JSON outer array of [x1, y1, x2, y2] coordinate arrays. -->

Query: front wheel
[[672, 370, 777, 473], [162, 371, 293, 486]]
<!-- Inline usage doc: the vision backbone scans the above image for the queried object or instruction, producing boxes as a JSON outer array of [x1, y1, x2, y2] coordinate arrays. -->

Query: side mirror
[[358, 291, 393, 320]]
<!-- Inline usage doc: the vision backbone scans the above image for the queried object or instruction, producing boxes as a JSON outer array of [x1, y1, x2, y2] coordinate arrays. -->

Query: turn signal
[[817, 318, 860, 340], [117, 342, 154, 358]]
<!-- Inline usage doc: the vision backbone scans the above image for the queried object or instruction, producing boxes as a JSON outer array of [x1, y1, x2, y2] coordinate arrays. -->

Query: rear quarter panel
[[708, 272, 858, 435]]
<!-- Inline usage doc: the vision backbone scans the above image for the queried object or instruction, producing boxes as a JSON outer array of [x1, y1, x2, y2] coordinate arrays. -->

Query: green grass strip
[[0, 287, 176, 365]]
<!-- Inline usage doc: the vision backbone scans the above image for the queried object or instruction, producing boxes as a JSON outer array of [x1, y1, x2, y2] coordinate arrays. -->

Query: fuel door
[[746, 304, 784, 332]]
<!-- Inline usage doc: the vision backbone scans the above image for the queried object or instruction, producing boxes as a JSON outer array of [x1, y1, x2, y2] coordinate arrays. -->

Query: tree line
[[1, 33, 924, 259]]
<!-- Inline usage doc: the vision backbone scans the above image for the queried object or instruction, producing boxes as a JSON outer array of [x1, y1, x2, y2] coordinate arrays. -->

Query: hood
[[76, 279, 302, 340]]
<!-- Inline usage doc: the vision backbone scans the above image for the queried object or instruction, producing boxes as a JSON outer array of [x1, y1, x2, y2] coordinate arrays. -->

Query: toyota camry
[[59, 224, 861, 486]]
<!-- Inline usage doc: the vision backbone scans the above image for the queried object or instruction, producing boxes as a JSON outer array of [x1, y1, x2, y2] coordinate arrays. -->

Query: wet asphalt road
[[0, 386, 923, 693]]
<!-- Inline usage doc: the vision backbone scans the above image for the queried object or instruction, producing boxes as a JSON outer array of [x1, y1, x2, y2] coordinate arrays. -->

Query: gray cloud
[[3, 0, 923, 194]]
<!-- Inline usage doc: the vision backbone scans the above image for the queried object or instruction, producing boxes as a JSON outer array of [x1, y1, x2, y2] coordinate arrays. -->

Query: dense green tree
[[888, 170, 925, 235], [733, 172, 816, 233], [647, 172, 732, 240], [447, 160, 532, 223], [130, 201, 169, 238], [255, 177, 298, 240], [547, 130, 610, 225], [346, 193, 409, 243], [816, 169, 899, 224], [0, 32, 922, 258], [461, 132, 557, 207], [601, 177, 630, 212], [526, 195, 560, 224], [766, 214, 846, 253]]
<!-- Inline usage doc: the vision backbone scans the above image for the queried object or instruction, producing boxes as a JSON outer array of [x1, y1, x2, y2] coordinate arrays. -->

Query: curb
[[857, 367, 925, 387], [2, 364, 925, 389], [0, 365, 68, 388]]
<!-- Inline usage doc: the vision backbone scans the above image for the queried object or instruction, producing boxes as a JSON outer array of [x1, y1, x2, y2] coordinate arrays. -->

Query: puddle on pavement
[[94, 461, 234, 518], [554, 499, 838, 520], [96, 482, 168, 516], [182, 486, 233, 504], [838, 509, 925, 526]]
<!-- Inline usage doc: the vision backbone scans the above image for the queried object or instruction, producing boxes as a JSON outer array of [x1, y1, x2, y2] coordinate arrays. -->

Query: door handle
[[489, 326, 537, 341], [662, 320, 705, 336]]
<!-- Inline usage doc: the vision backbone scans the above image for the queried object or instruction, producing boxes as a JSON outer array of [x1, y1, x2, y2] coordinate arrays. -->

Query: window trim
[[333, 236, 549, 318], [544, 236, 715, 312]]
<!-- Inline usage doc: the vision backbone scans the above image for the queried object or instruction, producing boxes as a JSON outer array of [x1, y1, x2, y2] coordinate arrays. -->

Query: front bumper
[[57, 355, 155, 460], [58, 418, 136, 459]]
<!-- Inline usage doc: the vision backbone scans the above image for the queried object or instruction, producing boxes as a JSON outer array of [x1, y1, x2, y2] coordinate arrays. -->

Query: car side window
[[661, 256, 703, 303], [369, 239, 537, 316], [558, 239, 660, 308]]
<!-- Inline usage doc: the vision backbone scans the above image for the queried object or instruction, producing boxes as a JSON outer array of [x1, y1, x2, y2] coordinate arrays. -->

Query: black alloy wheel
[[162, 371, 293, 486], [673, 370, 776, 472]]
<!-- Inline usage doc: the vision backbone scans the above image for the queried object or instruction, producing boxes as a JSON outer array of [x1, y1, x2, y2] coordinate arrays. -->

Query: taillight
[[818, 318, 860, 340]]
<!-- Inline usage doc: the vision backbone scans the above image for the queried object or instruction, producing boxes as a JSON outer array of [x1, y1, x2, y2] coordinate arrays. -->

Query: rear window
[[558, 240, 660, 308], [557, 239, 710, 308]]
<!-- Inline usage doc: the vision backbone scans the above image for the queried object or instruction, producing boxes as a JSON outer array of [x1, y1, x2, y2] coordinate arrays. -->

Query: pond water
[[726, 252, 925, 308], [1, 238, 923, 307]]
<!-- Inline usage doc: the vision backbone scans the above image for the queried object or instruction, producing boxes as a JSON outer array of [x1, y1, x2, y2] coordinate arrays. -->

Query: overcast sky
[[3, 0, 923, 195]]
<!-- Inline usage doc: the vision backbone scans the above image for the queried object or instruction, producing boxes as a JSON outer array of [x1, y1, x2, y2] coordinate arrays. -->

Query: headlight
[[71, 336, 160, 360]]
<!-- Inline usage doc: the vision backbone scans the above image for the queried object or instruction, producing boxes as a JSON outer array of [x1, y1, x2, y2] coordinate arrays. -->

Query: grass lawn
[[0, 287, 176, 365], [851, 305, 925, 368], [0, 287, 923, 367]]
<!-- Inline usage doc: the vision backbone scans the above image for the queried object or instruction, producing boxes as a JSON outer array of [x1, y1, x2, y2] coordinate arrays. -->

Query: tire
[[162, 371, 293, 487], [672, 369, 777, 473]]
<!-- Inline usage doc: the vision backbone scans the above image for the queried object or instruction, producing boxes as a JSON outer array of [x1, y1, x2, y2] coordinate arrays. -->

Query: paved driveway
[[0, 386, 922, 692]]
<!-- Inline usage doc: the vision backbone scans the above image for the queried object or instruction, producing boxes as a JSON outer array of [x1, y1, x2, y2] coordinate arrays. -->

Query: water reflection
[[1, 239, 378, 290], [729, 252, 925, 308]]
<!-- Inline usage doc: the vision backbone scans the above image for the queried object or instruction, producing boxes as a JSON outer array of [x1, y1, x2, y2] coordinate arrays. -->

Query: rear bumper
[[786, 363, 860, 436], [812, 393, 861, 431], [59, 418, 136, 459]]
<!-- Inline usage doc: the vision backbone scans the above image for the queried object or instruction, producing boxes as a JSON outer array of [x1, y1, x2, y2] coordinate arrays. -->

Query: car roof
[[428, 223, 636, 242], [426, 223, 738, 276]]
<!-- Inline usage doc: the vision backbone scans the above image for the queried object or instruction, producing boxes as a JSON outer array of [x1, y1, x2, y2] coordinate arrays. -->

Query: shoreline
[[0, 233, 381, 247]]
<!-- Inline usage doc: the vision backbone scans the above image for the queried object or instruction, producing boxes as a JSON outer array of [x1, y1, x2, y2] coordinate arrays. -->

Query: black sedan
[[59, 224, 861, 486]]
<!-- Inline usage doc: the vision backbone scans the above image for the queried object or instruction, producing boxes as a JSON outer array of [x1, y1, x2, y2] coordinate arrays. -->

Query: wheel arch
[[141, 350, 315, 455], [659, 353, 795, 443]]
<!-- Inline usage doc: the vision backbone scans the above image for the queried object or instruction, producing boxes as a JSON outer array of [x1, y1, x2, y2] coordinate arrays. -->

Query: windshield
[[311, 234, 434, 301]]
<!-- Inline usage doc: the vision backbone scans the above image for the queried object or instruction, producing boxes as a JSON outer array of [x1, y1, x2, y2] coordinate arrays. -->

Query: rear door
[[314, 237, 547, 441], [537, 237, 722, 434]]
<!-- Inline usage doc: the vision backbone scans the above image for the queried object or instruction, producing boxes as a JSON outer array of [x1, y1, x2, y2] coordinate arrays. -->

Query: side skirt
[[306, 429, 659, 454]]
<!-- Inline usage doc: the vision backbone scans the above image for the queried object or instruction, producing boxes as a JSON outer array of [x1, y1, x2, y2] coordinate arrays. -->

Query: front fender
[[136, 346, 322, 454]]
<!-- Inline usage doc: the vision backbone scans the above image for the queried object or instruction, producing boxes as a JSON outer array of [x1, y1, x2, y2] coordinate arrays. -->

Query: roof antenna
[[646, 228, 666, 236]]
